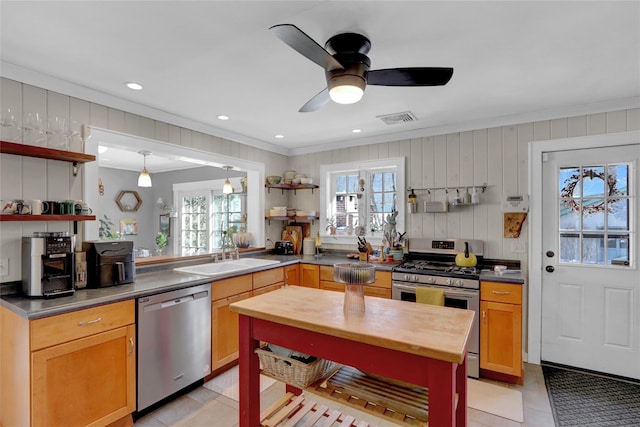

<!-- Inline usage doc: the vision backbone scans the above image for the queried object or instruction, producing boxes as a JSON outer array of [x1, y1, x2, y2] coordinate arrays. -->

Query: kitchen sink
[[174, 258, 280, 277]]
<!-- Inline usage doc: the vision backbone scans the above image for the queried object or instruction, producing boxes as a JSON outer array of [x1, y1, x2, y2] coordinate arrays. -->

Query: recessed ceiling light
[[217, 115, 229, 120], [352, 128, 362, 133], [275, 134, 284, 139], [126, 82, 143, 91]]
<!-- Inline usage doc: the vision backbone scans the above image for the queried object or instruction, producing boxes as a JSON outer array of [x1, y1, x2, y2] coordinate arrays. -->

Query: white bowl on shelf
[[300, 177, 313, 185]]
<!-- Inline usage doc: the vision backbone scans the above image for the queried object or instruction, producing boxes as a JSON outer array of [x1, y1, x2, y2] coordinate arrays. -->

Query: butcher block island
[[230, 286, 474, 426]]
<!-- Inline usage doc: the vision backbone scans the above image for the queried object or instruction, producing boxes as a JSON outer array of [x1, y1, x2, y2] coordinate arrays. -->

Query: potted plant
[[325, 217, 337, 235], [98, 215, 121, 240], [155, 232, 168, 255]]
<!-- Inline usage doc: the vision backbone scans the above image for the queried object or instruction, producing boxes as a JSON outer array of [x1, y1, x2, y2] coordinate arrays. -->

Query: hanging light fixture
[[138, 150, 152, 187], [222, 165, 234, 194]]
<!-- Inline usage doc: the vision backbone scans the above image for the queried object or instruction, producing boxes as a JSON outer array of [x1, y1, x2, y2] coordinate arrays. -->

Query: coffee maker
[[22, 233, 75, 298]]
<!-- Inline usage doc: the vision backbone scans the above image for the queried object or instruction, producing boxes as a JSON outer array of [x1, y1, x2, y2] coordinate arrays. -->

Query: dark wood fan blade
[[269, 24, 344, 71], [299, 88, 330, 112], [367, 67, 454, 86]]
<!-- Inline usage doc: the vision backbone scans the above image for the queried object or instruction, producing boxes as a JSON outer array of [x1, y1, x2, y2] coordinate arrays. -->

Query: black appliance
[[83, 240, 135, 287], [391, 238, 484, 378], [21, 232, 75, 298], [274, 240, 294, 255]]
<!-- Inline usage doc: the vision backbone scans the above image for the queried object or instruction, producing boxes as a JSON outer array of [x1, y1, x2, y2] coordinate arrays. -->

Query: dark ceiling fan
[[269, 24, 454, 112]]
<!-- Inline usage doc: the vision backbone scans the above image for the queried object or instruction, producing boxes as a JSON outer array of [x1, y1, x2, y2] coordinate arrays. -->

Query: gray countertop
[[479, 269, 526, 284], [1, 253, 396, 320]]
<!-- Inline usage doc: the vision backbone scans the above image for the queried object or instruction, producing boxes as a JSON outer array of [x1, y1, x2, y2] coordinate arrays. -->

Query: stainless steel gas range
[[392, 238, 484, 378]]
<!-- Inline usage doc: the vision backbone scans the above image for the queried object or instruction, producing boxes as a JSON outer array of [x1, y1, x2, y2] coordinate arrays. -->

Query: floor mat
[[467, 378, 524, 423], [542, 364, 640, 426], [203, 365, 276, 401]]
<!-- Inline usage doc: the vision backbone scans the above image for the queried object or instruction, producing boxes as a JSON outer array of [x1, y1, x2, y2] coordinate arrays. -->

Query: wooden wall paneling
[[90, 102, 108, 128], [628, 108, 640, 130], [124, 112, 142, 137], [432, 135, 448, 237], [472, 129, 489, 242], [168, 124, 181, 145], [587, 112, 606, 135], [408, 138, 423, 235], [445, 133, 461, 238], [606, 110, 627, 133], [550, 118, 569, 139], [108, 108, 125, 132], [180, 127, 193, 148], [459, 131, 475, 239], [140, 116, 155, 139], [486, 127, 503, 258], [191, 131, 207, 151], [70, 97, 90, 153], [568, 114, 587, 137], [0, 77, 23, 142], [154, 121, 169, 142]]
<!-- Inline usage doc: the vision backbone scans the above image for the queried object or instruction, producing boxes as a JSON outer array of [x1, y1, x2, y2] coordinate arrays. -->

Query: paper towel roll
[[303, 238, 315, 255]]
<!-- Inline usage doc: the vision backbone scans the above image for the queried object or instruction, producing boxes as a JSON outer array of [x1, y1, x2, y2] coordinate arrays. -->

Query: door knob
[[546, 250, 555, 258], [545, 265, 555, 273]]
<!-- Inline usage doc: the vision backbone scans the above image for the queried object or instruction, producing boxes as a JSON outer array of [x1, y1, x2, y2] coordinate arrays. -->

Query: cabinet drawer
[[31, 300, 134, 351], [253, 267, 284, 289], [481, 281, 522, 304], [319, 265, 334, 282], [213, 274, 252, 300], [373, 271, 392, 289]]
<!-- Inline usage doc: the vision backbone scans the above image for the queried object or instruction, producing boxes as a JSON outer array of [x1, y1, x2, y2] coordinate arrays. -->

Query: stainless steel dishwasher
[[137, 283, 211, 411]]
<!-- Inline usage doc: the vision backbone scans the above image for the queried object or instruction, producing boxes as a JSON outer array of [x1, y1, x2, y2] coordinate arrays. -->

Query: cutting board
[[290, 222, 311, 238], [282, 226, 303, 254], [504, 213, 527, 238]]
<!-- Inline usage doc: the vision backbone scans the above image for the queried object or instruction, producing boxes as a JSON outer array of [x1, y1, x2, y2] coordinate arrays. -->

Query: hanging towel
[[416, 287, 445, 306]]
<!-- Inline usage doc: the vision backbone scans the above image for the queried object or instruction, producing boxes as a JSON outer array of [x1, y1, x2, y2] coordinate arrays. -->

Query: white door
[[541, 144, 640, 379]]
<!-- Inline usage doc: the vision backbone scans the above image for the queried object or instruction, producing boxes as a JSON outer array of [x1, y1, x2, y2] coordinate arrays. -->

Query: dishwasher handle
[[142, 289, 210, 313]]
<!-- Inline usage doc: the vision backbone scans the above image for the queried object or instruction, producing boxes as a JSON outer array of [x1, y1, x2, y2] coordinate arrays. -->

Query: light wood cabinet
[[211, 274, 252, 371], [211, 268, 286, 371], [319, 266, 392, 299], [299, 263, 320, 288], [480, 281, 523, 381], [284, 264, 299, 286], [0, 300, 135, 427]]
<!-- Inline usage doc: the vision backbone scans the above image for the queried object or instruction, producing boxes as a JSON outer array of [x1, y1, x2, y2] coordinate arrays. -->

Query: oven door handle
[[392, 283, 417, 292]]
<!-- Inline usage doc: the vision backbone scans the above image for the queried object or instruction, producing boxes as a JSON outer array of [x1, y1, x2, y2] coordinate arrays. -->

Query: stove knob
[[403, 274, 410, 281], [445, 278, 454, 286], [426, 277, 435, 284], [456, 279, 464, 287]]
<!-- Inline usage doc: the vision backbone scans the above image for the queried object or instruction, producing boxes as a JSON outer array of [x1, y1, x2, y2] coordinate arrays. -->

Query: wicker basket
[[255, 347, 335, 389]]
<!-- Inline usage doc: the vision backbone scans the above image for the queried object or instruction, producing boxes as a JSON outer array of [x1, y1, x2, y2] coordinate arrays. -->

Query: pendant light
[[138, 150, 152, 187], [222, 165, 234, 194]]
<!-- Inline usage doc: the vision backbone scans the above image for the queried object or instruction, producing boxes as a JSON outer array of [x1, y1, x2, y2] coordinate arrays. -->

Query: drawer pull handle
[[491, 290, 510, 295], [482, 310, 486, 324], [129, 338, 135, 355], [77, 317, 102, 326]]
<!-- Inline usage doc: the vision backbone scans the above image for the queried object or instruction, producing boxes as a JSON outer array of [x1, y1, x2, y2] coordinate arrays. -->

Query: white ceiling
[[1, 1, 639, 157]]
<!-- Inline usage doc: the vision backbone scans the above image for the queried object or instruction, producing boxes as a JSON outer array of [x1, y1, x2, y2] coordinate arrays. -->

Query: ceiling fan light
[[329, 85, 364, 104], [328, 74, 365, 104], [138, 169, 152, 187]]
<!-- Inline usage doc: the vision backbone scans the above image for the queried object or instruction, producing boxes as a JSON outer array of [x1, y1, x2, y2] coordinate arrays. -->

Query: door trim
[[528, 130, 640, 364]]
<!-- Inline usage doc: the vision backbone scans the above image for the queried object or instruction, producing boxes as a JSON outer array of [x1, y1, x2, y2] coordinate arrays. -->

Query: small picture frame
[[160, 214, 171, 237], [120, 219, 138, 235]]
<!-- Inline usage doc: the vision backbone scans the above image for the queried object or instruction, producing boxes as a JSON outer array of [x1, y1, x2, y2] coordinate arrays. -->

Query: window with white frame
[[320, 158, 405, 244], [175, 180, 247, 255]]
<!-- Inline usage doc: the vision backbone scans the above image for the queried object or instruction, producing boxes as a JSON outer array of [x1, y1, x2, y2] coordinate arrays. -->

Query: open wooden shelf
[[0, 140, 95, 163], [266, 183, 319, 194], [0, 214, 96, 222]]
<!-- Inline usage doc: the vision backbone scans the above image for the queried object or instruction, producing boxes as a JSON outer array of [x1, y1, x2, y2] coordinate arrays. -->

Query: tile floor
[[133, 363, 556, 427]]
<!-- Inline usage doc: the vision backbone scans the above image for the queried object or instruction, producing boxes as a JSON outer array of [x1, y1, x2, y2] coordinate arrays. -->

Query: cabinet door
[[363, 285, 391, 299], [31, 325, 135, 427], [319, 281, 345, 292], [211, 291, 252, 371], [284, 264, 299, 286], [480, 300, 522, 376], [299, 264, 319, 288], [253, 283, 284, 296]]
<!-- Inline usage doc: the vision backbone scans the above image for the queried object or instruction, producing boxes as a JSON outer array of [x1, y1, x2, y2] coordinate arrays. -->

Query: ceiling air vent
[[377, 111, 417, 125]]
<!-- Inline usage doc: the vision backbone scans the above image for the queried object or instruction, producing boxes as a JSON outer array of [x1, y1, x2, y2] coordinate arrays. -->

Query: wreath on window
[[560, 169, 619, 214]]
